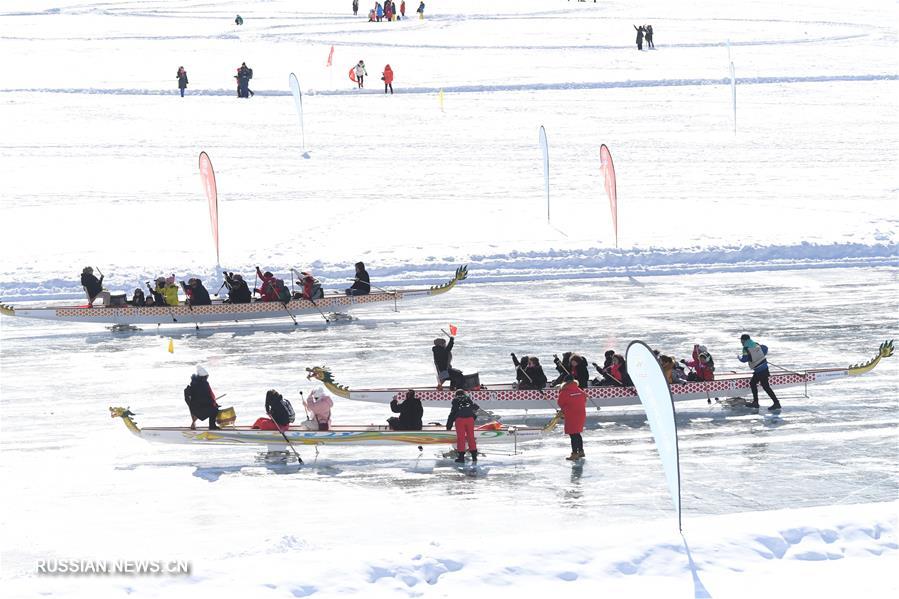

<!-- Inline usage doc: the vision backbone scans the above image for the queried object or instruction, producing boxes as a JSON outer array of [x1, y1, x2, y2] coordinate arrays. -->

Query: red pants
[[454, 417, 476, 452]]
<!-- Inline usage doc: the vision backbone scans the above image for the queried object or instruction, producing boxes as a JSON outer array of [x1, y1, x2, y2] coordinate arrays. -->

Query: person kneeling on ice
[[557, 375, 586, 460], [388, 389, 423, 431], [184, 366, 219, 430], [252, 390, 296, 430], [80, 266, 111, 307], [304, 388, 333, 431], [739, 334, 781, 411], [446, 389, 480, 463]]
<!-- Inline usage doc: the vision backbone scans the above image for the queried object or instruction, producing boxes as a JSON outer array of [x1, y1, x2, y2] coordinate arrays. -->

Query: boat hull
[[132, 425, 541, 447], [318, 369, 852, 410]]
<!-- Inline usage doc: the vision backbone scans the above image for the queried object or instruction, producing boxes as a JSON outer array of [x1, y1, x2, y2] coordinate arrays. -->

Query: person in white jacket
[[304, 388, 334, 430], [354, 60, 368, 88]]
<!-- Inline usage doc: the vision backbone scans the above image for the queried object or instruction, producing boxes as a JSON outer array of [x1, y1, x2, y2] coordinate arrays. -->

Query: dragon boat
[[0, 266, 467, 327], [306, 340, 894, 411], [109, 406, 542, 449]]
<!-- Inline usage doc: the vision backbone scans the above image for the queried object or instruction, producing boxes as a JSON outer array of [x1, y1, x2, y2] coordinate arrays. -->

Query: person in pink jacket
[[683, 344, 715, 381], [304, 388, 333, 430]]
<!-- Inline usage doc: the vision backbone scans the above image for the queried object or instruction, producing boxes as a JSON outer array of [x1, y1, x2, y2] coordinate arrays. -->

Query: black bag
[[248, 68, 253, 79], [448, 368, 465, 390], [266, 389, 295, 426]]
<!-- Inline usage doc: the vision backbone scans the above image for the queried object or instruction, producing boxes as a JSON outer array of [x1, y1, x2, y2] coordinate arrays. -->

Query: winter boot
[[768, 400, 782, 411], [208, 415, 220, 430], [566, 452, 579, 461], [470, 449, 478, 462], [454, 451, 465, 464], [746, 400, 759, 409], [577, 449, 586, 458]]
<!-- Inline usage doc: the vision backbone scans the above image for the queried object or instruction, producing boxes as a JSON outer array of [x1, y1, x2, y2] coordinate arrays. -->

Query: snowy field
[[1, 0, 897, 597]]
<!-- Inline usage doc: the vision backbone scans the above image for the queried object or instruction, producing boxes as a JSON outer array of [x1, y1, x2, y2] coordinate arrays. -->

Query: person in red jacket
[[254, 267, 279, 302], [382, 64, 394, 94], [557, 375, 587, 460], [683, 344, 715, 381]]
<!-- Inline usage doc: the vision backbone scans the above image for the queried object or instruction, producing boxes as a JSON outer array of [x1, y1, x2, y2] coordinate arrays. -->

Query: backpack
[[266, 389, 296, 426], [248, 68, 253, 79]]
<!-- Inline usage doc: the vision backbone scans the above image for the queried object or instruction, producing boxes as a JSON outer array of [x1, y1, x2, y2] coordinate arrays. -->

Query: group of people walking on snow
[[363, 1, 423, 21], [352, 60, 395, 93], [78, 262, 371, 307]]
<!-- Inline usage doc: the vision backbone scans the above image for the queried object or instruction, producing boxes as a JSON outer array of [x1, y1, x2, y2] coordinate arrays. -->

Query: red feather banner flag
[[449, 324, 458, 336], [198, 151, 219, 265], [327, 45, 334, 67], [600, 144, 618, 248]]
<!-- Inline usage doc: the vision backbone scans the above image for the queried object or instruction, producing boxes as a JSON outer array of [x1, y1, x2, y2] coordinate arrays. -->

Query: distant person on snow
[[352, 0, 359, 16], [184, 365, 219, 430], [645, 24, 654, 48], [388, 389, 423, 431], [235, 14, 243, 26], [400, 0, 406, 19], [557, 375, 587, 460], [345, 261, 371, 295], [354, 60, 367, 88], [304, 388, 333, 430], [375, 2, 383, 22], [80, 266, 110, 307], [446, 389, 480, 463], [433, 335, 455, 390], [634, 24, 645, 50], [382, 64, 394, 94], [417, 1, 425, 19], [176, 66, 188, 97], [739, 334, 781, 411], [236, 62, 253, 98]]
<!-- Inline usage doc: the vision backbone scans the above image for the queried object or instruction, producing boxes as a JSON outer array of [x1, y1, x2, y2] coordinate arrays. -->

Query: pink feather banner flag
[[198, 151, 219, 266], [600, 144, 618, 248]]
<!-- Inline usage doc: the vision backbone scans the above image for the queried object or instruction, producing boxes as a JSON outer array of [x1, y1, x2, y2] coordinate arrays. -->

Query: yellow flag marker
[[438, 88, 444, 112], [168, 338, 174, 353]]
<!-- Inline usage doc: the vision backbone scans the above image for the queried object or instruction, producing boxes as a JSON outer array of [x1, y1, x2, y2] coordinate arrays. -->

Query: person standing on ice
[[304, 388, 333, 430], [416, 1, 425, 19], [446, 389, 480, 463], [176, 66, 188, 97], [433, 335, 454, 390], [80, 266, 110, 307], [236, 62, 253, 98], [382, 64, 394, 94], [400, 0, 405, 19], [557, 375, 587, 460], [739, 334, 781, 411], [185, 366, 219, 430], [352, 0, 359, 16], [235, 14, 243, 26], [354, 60, 367, 88], [634, 24, 645, 50], [645, 24, 654, 49]]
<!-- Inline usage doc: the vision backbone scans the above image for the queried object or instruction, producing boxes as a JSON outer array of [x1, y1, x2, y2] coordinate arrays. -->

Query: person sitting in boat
[[557, 375, 587, 460], [569, 353, 590, 388], [387, 389, 423, 431], [345, 261, 371, 296], [433, 336, 455, 390], [592, 349, 616, 385], [223, 272, 252, 303], [549, 352, 572, 387], [683, 344, 715, 381], [184, 365, 219, 430], [181, 278, 212, 306], [511, 353, 531, 387], [153, 275, 179, 306], [266, 389, 295, 429], [255, 267, 280, 302], [130, 288, 146, 307], [739, 334, 781, 411], [295, 271, 324, 300], [304, 388, 333, 431], [524, 356, 548, 389], [446, 389, 480, 463], [659, 355, 677, 383], [80, 266, 111, 307]]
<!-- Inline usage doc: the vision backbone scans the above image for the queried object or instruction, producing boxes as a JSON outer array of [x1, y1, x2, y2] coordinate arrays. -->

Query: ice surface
[[1, 0, 897, 597]]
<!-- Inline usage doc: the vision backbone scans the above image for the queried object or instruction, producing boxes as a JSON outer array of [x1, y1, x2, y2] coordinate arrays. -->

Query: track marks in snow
[[368, 554, 464, 587]]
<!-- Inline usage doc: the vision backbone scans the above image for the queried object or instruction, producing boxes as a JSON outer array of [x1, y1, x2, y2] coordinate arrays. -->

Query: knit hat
[[196, 365, 208, 377], [740, 334, 751, 342]]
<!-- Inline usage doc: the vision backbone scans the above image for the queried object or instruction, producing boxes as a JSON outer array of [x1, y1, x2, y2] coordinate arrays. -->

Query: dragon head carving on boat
[[305, 366, 351, 398], [428, 264, 468, 296], [847, 340, 894, 376], [109, 406, 142, 436]]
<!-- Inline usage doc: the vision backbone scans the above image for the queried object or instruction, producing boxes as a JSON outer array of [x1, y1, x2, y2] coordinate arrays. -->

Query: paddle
[[146, 281, 178, 323], [267, 394, 303, 464], [291, 268, 330, 324]]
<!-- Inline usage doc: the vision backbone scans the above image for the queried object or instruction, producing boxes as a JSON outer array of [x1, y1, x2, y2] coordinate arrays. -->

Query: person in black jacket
[[185, 366, 219, 430], [511, 353, 531, 387], [569, 353, 590, 389], [80, 266, 111, 307], [645, 24, 654, 49], [525, 356, 548, 389], [446, 389, 480, 463], [176, 66, 188, 97], [223, 272, 252, 303], [387, 389, 423, 430], [550, 352, 572, 387], [634, 24, 645, 50], [433, 336, 454, 390], [183, 278, 211, 306], [345, 261, 371, 295]]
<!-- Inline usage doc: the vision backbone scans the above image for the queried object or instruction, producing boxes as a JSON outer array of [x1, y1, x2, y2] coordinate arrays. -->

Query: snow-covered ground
[[1, 0, 897, 597]]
